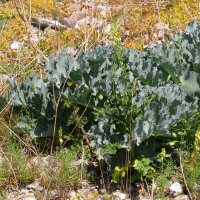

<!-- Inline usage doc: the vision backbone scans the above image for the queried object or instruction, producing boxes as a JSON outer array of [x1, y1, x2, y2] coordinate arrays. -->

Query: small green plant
[[112, 156, 155, 184], [186, 161, 200, 197], [0, 143, 37, 189], [42, 148, 85, 189], [112, 166, 126, 183], [154, 159, 175, 199], [132, 157, 155, 181], [184, 129, 200, 197]]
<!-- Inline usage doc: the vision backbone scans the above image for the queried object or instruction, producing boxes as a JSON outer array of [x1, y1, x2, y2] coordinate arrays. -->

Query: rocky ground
[[1, 155, 190, 200]]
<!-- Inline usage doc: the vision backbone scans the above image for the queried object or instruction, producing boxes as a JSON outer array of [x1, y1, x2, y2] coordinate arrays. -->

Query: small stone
[[174, 194, 190, 200], [118, 193, 126, 200], [124, 30, 130, 37], [76, 159, 88, 165], [55, 2, 64, 6], [169, 182, 183, 197], [68, 190, 77, 199], [23, 197, 36, 200], [154, 22, 169, 31], [21, 189, 30, 194], [0, 74, 9, 84], [27, 182, 44, 192], [10, 41, 23, 50], [140, 196, 151, 200], [75, 16, 91, 28], [49, 190, 57, 198], [113, 191, 127, 200], [103, 24, 111, 36], [100, 10, 107, 17], [60, 12, 85, 28]]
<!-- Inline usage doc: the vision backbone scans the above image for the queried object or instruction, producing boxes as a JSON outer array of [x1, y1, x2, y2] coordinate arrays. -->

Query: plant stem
[[179, 149, 193, 200]]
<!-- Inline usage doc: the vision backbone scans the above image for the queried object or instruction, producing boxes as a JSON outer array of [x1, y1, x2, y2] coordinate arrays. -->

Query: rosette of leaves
[[89, 20, 200, 159], [7, 20, 200, 162]]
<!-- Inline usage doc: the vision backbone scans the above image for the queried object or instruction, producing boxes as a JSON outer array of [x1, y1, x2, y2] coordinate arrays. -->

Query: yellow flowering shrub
[[119, 0, 200, 49], [25, 0, 54, 16], [0, 1, 14, 20], [0, 17, 26, 50], [0, 0, 200, 68], [160, 0, 199, 30]]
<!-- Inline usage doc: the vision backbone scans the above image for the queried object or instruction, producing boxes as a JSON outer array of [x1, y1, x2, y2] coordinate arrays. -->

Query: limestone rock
[[27, 182, 44, 192], [10, 41, 23, 50], [174, 194, 190, 200], [113, 191, 128, 200], [169, 182, 183, 197]]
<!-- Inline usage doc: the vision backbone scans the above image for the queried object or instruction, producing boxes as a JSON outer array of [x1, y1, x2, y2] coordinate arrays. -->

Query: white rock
[[7, 190, 36, 200], [154, 22, 169, 31], [143, 44, 157, 49], [169, 182, 183, 197], [174, 194, 190, 200], [23, 197, 36, 200], [103, 24, 111, 35], [10, 41, 23, 50], [100, 10, 107, 17], [113, 191, 127, 200], [124, 30, 130, 37], [30, 34, 40, 43], [27, 182, 44, 192], [66, 47, 76, 56], [118, 193, 126, 200], [75, 16, 91, 28], [76, 159, 88, 165], [68, 190, 77, 199], [49, 190, 57, 198], [0, 74, 9, 84], [21, 189, 30, 194], [140, 197, 151, 200]]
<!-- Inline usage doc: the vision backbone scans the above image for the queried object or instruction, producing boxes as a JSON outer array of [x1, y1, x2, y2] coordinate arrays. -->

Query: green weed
[[0, 191, 8, 200], [41, 147, 85, 189], [154, 160, 175, 199], [186, 158, 200, 197], [0, 143, 37, 189]]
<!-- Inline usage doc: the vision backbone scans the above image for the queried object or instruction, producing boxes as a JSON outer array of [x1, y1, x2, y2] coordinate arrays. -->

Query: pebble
[[68, 190, 77, 199], [27, 182, 44, 192], [10, 41, 23, 50], [7, 189, 36, 200], [154, 22, 169, 31], [174, 194, 190, 200], [0, 74, 9, 84], [169, 182, 183, 197], [113, 191, 127, 200], [103, 24, 111, 35], [139, 197, 151, 200]]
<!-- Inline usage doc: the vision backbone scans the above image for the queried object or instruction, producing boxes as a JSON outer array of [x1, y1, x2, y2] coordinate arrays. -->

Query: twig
[[80, 126, 93, 154], [179, 150, 193, 200], [144, 178, 151, 196], [151, 177, 155, 200], [1, 121, 38, 156], [0, 146, 18, 189], [13, 0, 48, 61], [80, 140, 84, 186], [180, 0, 194, 19]]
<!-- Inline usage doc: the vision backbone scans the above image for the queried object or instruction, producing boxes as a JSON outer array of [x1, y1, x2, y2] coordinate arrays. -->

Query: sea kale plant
[[8, 20, 200, 162]]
